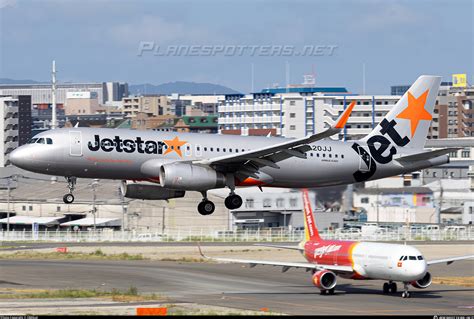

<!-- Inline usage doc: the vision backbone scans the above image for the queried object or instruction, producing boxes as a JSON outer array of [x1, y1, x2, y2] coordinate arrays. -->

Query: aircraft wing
[[395, 148, 460, 164], [253, 243, 304, 251], [427, 255, 474, 266], [198, 245, 353, 274], [195, 101, 356, 171]]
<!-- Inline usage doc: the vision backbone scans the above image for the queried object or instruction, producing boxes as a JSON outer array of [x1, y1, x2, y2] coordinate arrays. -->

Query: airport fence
[[0, 226, 473, 242]]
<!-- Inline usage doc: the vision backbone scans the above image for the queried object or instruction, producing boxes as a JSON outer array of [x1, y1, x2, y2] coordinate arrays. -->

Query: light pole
[[90, 179, 99, 231], [6, 177, 11, 234]]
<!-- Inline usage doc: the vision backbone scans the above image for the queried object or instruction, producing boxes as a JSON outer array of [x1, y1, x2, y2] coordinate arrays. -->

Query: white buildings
[[0, 97, 19, 167], [218, 87, 400, 140], [0, 82, 128, 105]]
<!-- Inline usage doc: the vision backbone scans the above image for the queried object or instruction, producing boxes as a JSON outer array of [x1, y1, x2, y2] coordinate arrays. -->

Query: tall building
[[0, 81, 129, 105], [17, 95, 32, 146], [122, 95, 171, 118], [430, 83, 473, 139], [64, 92, 101, 115], [0, 96, 19, 167], [104, 82, 129, 103]]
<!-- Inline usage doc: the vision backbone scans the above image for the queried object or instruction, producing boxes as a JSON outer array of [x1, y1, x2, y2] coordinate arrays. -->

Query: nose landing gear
[[401, 282, 411, 298], [63, 177, 77, 204]]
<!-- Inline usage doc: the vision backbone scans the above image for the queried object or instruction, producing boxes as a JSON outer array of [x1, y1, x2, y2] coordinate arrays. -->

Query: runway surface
[[1, 259, 473, 315]]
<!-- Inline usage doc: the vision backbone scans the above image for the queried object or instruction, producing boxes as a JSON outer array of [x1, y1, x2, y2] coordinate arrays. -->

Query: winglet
[[334, 101, 356, 129]]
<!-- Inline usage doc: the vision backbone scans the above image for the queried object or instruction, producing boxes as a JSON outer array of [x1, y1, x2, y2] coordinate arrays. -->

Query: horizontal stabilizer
[[395, 148, 460, 163]]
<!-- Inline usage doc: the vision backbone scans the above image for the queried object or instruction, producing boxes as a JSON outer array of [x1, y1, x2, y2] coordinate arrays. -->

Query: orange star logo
[[163, 136, 187, 158], [396, 89, 432, 137]]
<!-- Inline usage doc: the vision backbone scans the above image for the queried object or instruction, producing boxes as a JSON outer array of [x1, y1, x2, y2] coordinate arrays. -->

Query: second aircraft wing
[[198, 244, 353, 274]]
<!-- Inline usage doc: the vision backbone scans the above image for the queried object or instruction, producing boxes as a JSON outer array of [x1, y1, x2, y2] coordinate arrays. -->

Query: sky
[[0, 0, 473, 94]]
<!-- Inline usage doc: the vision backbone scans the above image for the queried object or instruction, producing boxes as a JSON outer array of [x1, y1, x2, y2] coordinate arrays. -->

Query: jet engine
[[411, 271, 432, 289], [120, 181, 185, 200], [312, 270, 337, 290], [159, 163, 226, 191]]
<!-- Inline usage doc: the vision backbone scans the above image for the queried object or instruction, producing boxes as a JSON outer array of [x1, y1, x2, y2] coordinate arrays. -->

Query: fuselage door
[[69, 131, 83, 157]]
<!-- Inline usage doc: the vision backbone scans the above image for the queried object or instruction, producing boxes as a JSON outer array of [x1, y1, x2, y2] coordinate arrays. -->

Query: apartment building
[[122, 95, 172, 118]]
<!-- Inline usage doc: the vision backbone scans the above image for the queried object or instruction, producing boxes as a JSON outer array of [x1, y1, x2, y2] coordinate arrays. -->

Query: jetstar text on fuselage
[[88, 135, 168, 154]]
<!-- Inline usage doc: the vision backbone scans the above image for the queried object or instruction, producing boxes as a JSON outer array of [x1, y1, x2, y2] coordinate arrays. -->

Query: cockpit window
[[402, 256, 407, 261], [417, 256, 424, 260], [28, 138, 38, 144], [409, 256, 416, 260], [399, 256, 404, 261], [37, 138, 45, 144], [46, 138, 53, 145]]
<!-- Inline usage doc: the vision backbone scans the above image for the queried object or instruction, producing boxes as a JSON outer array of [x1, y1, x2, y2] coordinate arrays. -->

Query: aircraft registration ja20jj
[[199, 189, 474, 298], [10, 75, 458, 215]]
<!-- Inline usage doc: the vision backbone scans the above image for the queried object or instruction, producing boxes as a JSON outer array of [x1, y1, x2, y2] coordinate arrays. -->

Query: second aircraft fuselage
[[303, 239, 427, 282]]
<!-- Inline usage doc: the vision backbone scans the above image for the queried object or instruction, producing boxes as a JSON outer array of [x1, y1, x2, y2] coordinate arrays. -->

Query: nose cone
[[9, 146, 30, 169]]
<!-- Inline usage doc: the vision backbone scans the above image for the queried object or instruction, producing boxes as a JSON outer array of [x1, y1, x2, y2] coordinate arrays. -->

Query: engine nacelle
[[411, 271, 432, 289], [121, 182, 185, 200], [159, 163, 226, 191], [312, 270, 337, 290]]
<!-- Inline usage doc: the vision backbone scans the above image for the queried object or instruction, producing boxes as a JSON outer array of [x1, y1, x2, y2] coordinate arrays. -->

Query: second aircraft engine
[[411, 271, 432, 289], [312, 270, 337, 290]]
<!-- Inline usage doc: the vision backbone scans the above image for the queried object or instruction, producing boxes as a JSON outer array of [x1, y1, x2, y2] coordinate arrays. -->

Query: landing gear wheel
[[383, 283, 389, 294], [198, 200, 215, 215], [328, 288, 335, 295], [401, 283, 410, 298], [63, 193, 74, 204], [320, 289, 327, 295], [390, 282, 397, 293], [224, 194, 243, 210]]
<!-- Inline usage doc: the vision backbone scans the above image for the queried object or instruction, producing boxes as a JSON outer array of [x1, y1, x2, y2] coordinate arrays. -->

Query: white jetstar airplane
[[10, 75, 456, 215], [199, 189, 474, 298]]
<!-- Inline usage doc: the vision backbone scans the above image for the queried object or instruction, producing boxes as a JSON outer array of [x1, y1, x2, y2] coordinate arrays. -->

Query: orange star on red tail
[[396, 89, 432, 137]]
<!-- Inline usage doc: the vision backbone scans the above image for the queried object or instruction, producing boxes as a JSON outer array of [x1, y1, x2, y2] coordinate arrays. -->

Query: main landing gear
[[224, 192, 243, 210], [197, 188, 243, 215], [198, 191, 215, 216], [320, 288, 335, 295], [382, 281, 397, 294], [63, 176, 77, 204]]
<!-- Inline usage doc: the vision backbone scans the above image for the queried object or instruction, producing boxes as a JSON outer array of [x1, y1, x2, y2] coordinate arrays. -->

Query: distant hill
[[129, 81, 240, 95], [0, 78, 46, 85], [0, 78, 241, 95]]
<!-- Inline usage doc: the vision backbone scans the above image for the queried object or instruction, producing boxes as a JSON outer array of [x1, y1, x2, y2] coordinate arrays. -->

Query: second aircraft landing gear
[[383, 281, 397, 294], [198, 191, 215, 215], [63, 176, 77, 204], [401, 282, 411, 298]]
